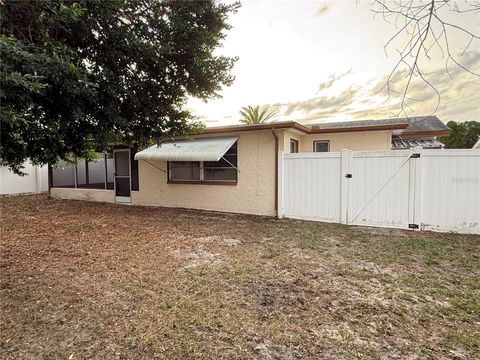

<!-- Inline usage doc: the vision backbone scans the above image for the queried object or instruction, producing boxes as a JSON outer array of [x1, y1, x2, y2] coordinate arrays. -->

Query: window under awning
[[134, 137, 238, 162]]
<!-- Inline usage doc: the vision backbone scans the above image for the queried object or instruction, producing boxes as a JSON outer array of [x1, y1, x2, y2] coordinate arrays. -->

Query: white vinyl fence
[[0, 162, 48, 195], [278, 148, 480, 234]]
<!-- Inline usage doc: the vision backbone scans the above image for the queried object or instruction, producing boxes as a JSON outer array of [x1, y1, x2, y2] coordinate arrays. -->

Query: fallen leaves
[[1, 195, 479, 359]]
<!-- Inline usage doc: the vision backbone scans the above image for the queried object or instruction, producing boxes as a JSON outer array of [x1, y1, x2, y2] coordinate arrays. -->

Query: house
[[49, 115, 450, 216]]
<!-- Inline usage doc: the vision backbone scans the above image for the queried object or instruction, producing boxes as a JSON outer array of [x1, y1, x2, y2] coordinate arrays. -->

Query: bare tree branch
[[372, 0, 480, 120]]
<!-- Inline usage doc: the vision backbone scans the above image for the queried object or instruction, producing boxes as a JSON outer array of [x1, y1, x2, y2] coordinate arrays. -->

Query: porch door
[[113, 149, 131, 203]]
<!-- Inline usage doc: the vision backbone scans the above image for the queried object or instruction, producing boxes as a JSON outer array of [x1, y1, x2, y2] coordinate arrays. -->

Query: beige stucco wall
[[132, 130, 277, 216], [297, 130, 392, 152], [50, 127, 392, 216], [280, 129, 392, 153], [50, 187, 115, 203], [282, 130, 303, 153]]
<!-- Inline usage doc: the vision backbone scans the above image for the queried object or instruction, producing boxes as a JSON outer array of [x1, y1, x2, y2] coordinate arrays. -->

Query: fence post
[[277, 151, 284, 219], [408, 146, 423, 230], [340, 149, 350, 224], [413, 146, 423, 230]]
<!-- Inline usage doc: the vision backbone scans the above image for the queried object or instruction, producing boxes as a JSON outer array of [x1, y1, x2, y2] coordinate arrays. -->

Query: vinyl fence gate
[[278, 148, 480, 234]]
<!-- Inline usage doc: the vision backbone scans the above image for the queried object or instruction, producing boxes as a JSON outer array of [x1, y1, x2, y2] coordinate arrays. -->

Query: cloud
[[291, 106, 355, 122], [271, 85, 360, 121], [371, 49, 479, 98], [316, 69, 352, 94], [453, 50, 480, 70], [197, 116, 219, 124], [360, 51, 480, 122], [347, 104, 401, 121], [268, 56, 480, 124], [315, 5, 329, 16], [194, 52, 479, 126]]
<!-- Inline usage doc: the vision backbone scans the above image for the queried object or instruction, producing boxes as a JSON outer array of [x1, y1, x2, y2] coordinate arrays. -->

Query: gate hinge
[[408, 223, 419, 229], [345, 173, 352, 178], [410, 153, 421, 158]]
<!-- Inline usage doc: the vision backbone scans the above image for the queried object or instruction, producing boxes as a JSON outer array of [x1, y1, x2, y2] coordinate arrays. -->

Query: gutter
[[201, 121, 409, 136], [310, 123, 408, 133], [202, 121, 311, 135], [271, 131, 279, 213]]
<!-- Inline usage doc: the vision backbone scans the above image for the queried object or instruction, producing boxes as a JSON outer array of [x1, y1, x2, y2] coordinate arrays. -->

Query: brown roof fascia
[[202, 122, 410, 135], [201, 122, 311, 135], [273, 122, 312, 133], [310, 123, 409, 133], [402, 129, 451, 137]]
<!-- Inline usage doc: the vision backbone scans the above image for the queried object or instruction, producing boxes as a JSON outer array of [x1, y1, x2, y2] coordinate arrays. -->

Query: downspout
[[271, 131, 279, 213]]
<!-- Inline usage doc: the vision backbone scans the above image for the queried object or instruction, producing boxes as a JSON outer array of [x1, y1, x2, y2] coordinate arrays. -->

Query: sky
[[187, 0, 480, 126]]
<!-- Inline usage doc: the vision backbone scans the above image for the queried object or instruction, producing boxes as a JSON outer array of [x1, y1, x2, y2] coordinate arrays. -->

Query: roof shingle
[[311, 116, 450, 134]]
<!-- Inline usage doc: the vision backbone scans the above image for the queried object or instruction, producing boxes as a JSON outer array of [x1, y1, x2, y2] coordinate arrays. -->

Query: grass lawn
[[1, 195, 479, 359]]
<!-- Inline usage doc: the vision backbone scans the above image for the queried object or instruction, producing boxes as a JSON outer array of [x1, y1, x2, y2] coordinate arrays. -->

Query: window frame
[[167, 143, 238, 185], [290, 139, 299, 153], [313, 140, 330, 152], [49, 148, 138, 191]]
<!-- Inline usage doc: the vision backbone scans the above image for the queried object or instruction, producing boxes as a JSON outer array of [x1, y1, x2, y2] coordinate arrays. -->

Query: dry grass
[[1, 195, 479, 359]]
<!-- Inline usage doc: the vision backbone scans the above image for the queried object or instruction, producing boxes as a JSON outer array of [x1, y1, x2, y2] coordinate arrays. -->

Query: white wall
[[0, 162, 48, 195], [281, 152, 342, 222], [279, 149, 480, 234], [420, 150, 480, 233]]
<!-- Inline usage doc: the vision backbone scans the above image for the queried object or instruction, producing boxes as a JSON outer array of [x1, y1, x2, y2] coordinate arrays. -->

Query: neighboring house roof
[[202, 115, 450, 137], [400, 116, 450, 136], [473, 138, 480, 149], [392, 138, 445, 150], [311, 117, 408, 130]]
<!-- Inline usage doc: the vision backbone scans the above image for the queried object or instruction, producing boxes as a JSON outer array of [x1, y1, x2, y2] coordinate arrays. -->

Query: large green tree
[[439, 121, 480, 149], [1, 0, 239, 173]]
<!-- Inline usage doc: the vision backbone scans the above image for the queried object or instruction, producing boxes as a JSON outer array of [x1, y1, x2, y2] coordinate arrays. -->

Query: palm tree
[[239, 105, 278, 124]]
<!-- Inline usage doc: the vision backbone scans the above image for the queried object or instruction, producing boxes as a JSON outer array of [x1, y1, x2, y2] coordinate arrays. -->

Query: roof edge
[[201, 122, 311, 134], [310, 123, 408, 133], [201, 121, 408, 135], [400, 129, 451, 137]]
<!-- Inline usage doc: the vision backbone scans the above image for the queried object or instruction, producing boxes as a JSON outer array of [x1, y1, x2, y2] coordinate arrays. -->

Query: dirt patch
[[288, 248, 313, 260], [194, 235, 241, 247], [252, 339, 298, 360], [1, 195, 479, 359], [171, 248, 225, 268], [355, 226, 413, 237], [356, 260, 397, 275]]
